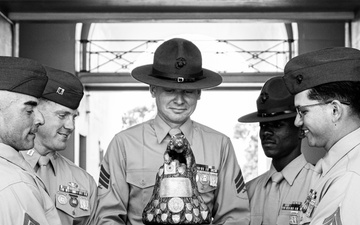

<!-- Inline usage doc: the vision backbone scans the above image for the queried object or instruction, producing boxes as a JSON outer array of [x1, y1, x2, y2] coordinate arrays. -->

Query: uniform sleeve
[[84, 175, 99, 225], [310, 172, 360, 225], [94, 135, 129, 225], [0, 182, 53, 225], [212, 137, 250, 225]]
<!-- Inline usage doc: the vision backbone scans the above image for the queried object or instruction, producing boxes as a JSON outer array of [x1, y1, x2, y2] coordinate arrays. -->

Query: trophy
[[142, 133, 210, 224]]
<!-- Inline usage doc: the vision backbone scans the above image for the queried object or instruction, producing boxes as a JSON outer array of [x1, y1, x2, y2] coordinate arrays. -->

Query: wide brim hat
[[131, 38, 222, 90], [238, 76, 297, 123]]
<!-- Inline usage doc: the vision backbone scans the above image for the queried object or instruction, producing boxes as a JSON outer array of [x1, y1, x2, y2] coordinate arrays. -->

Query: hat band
[[257, 110, 294, 118], [150, 68, 205, 83]]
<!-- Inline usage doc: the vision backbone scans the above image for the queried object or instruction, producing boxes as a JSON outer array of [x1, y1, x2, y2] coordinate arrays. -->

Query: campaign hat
[[0, 56, 48, 98], [131, 38, 222, 90], [42, 66, 84, 109], [283, 47, 360, 95], [238, 76, 296, 123]]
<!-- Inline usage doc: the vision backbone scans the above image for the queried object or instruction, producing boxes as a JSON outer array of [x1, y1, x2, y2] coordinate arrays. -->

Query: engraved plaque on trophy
[[142, 133, 210, 224]]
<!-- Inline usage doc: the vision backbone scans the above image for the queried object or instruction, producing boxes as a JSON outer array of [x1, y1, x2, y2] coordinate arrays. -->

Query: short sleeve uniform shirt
[[22, 149, 98, 225], [299, 128, 360, 225], [247, 154, 316, 225], [94, 115, 250, 225], [0, 143, 61, 225]]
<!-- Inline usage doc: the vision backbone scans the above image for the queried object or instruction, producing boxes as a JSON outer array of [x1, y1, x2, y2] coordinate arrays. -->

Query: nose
[[173, 92, 185, 104], [64, 116, 75, 132], [294, 114, 303, 127], [263, 129, 273, 136], [260, 126, 273, 137], [34, 108, 45, 126]]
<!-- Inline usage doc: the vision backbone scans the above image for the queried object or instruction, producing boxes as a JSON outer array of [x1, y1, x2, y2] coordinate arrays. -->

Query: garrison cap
[[0, 56, 48, 98], [283, 47, 360, 95], [42, 66, 84, 109]]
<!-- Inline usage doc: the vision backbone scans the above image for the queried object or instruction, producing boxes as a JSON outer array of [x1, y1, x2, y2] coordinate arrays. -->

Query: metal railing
[[78, 39, 295, 74]]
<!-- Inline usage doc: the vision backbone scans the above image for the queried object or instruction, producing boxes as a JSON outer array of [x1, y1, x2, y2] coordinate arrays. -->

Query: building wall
[[352, 16, 360, 48], [19, 23, 77, 162], [298, 22, 345, 54], [0, 15, 13, 56]]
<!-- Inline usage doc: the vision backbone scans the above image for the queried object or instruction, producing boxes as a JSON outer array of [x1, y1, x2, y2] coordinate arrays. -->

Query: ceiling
[[0, 0, 360, 22], [1, 0, 358, 88], [0, 0, 360, 13]]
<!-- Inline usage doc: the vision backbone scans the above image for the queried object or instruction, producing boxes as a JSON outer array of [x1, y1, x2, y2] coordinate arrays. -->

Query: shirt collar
[[264, 154, 308, 187], [320, 127, 360, 176], [154, 115, 194, 145], [21, 149, 39, 169], [154, 115, 171, 144], [264, 165, 277, 187], [0, 143, 34, 172], [179, 119, 193, 145], [22, 149, 58, 175], [281, 154, 308, 185]]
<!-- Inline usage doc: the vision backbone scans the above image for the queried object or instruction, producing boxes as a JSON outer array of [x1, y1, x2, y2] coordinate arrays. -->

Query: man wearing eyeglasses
[[239, 76, 316, 225], [283, 47, 360, 225]]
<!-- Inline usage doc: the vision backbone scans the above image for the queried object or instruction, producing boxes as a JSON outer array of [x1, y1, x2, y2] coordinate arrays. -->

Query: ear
[[150, 85, 156, 98], [330, 100, 343, 123], [197, 90, 201, 100]]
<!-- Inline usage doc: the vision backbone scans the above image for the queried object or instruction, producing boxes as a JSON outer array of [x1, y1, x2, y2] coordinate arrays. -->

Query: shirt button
[[141, 180, 146, 186]]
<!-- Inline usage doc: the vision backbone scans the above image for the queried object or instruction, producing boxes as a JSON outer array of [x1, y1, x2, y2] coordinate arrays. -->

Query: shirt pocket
[[278, 210, 301, 225], [126, 170, 158, 209], [196, 170, 217, 194], [249, 214, 263, 225], [55, 192, 91, 218], [197, 181, 217, 194], [126, 170, 157, 189]]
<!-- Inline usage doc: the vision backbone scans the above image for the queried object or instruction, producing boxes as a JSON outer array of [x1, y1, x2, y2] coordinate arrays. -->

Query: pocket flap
[[126, 170, 158, 189]]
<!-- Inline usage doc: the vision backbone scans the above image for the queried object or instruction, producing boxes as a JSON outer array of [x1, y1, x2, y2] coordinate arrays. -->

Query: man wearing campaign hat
[[238, 76, 315, 225], [94, 38, 250, 225], [283, 47, 360, 224], [21, 66, 97, 225], [0, 57, 62, 225]]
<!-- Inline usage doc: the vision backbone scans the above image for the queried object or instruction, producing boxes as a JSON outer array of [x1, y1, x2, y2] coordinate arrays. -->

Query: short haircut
[[307, 81, 360, 116]]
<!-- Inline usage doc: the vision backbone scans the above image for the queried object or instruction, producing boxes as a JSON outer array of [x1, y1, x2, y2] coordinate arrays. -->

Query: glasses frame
[[296, 100, 350, 119]]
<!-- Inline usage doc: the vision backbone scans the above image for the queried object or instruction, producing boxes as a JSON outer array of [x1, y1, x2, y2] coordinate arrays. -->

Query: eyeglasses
[[296, 100, 350, 119]]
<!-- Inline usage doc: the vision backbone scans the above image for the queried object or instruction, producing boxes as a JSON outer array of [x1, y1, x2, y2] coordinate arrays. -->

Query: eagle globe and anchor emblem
[[142, 133, 211, 224]]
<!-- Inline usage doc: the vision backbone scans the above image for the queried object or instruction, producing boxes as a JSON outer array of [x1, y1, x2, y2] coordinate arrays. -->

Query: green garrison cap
[[283, 47, 360, 95], [238, 76, 296, 123], [0, 56, 48, 98], [42, 66, 84, 109]]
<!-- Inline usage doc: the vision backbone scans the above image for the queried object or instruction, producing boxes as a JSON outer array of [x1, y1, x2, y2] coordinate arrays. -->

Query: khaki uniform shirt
[[247, 154, 316, 225], [22, 149, 98, 225], [300, 127, 360, 225], [0, 143, 61, 225], [95, 115, 250, 225]]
